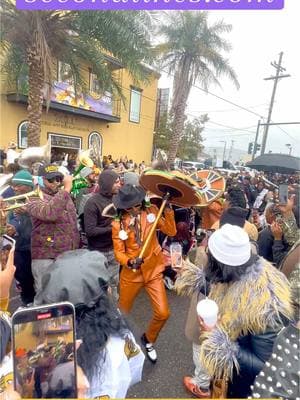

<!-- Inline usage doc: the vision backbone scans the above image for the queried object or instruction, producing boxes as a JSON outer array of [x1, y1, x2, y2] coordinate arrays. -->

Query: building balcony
[[6, 69, 122, 123]]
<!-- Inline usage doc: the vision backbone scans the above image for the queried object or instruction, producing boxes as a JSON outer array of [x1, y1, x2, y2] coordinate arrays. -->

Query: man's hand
[[265, 191, 274, 202], [278, 195, 295, 216], [271, 221, 283, 240], [63, 175, 74, 193], [6, 224, 16, 237], [77, 366, 90, 398], [0, 247, 16, 301], [197, 315, 218, 333], [127, 257, 144, 270], [13, 206, 27, 215], [162, 193, 172, 204], [0, 197, 8, 230]]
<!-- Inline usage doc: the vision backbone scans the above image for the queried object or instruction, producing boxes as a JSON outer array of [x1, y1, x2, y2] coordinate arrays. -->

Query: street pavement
[[10, 286, 194, 399], [127, 289, 194, 399]]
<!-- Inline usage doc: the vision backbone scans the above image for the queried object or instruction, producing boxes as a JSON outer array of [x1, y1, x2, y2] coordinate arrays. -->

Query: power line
[[273, 124, 298, 143], [182, 82, 264, 118], [160, 68, 267, 119], [121, 76, 299, 144], [83, 63, 299, 145], [184, 109, 257, 133], [205, 120, 256, 134], [186, 103, 268, 114], [203, 132, 254, 139]]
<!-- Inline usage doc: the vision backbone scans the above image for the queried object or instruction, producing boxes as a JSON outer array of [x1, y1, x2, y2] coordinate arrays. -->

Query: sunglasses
[[46, 176, 63, 183]]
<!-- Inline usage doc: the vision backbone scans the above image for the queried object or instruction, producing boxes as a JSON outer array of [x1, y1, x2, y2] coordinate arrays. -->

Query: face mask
[[37, 176, 45, 188]]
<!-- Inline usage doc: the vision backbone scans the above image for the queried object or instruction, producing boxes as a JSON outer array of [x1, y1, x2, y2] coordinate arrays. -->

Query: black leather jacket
[[227, 328, 279, 398]]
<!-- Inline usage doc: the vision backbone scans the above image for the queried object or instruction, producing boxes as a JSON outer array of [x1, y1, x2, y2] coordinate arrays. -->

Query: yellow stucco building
[[0, 57, 159, 164]]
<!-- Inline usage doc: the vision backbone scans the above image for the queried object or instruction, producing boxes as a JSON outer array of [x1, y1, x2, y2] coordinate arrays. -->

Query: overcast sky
[[158, 0, 300, 156]]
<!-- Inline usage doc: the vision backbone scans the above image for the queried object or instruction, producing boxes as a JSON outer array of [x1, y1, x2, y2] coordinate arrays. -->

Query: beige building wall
[[0, 67, 159, 164]]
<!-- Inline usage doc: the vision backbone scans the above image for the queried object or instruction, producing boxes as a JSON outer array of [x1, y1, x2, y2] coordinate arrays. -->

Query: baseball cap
[[38, 163, 64, 180]]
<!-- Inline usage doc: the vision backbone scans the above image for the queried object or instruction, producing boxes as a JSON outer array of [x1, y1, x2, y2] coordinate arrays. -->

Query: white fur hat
[[208, 224, 251, 266]]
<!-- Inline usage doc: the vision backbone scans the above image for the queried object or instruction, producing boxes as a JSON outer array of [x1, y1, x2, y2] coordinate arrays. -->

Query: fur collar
[[176, 257, 293, 379]]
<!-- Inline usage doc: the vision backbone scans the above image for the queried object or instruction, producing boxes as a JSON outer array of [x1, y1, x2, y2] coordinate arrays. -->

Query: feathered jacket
[[176, 257, 293, 398]]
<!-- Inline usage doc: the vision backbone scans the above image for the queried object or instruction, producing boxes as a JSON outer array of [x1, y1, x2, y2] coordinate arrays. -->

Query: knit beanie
[[123, 172, 140, 186], [220, 207, 247, 228], [12, 170, 34, 188], [208, 223, 251, 266]]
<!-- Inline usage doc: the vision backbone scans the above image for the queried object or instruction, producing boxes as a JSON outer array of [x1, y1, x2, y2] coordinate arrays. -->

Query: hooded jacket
[[84, 170, 119, 252]]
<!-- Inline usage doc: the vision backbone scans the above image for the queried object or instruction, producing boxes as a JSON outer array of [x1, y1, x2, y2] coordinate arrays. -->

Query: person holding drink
[[176, 224, 293, 398]]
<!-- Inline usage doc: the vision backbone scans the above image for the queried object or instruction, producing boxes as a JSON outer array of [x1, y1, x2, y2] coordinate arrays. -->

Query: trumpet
[[1, 187, 44, 211]]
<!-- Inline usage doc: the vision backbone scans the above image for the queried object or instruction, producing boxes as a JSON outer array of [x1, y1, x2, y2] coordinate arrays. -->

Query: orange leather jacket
[[112, 205, 176, 281]]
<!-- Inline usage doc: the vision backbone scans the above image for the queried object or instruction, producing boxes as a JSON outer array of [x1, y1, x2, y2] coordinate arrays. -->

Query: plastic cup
[[170, 242, 183, 269], [196, 298, 219, 328]]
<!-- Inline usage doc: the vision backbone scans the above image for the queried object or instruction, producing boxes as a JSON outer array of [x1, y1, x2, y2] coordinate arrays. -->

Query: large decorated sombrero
[[139, 169, 205, 207], [190, 170, 226, 205]]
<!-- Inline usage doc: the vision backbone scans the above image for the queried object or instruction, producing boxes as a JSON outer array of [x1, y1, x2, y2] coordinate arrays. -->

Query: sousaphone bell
[[137, 168, 225, 262]]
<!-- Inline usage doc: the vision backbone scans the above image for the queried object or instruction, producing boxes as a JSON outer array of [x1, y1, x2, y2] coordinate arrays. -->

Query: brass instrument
[[1, 187, 44, 211], [261, 176, 279, 189], [18, 141, 51, 170], [71, 149, 99, 197], [73, 149, 96, 178]]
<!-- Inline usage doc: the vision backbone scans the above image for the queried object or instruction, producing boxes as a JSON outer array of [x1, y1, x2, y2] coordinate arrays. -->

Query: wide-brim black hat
[[113, 184, 146, 210]]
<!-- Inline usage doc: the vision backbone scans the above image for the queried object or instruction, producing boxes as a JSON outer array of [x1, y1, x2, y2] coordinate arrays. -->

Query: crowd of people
[[0, 142, 147, 177], [0, 149, 299, 399]]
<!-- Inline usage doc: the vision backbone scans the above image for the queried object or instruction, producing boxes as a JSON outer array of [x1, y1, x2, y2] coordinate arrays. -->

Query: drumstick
[[132, 195, 169, 272]]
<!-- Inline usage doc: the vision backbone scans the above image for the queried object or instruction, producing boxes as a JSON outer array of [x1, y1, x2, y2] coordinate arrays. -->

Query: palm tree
[[0, 5, 153, 146], [156, 11, 239, 165]]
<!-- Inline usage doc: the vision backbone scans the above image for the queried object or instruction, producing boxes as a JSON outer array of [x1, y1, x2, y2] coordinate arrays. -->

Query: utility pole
[[285, 144, 292, 155], [228, 140, 235, 161], [261, 52, 291, 155], [252, 120, 261, 160], [219, 140, 227, 166]]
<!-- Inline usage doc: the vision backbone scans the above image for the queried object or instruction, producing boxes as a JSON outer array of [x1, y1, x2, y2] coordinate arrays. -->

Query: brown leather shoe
[[183, 376, 211, 398]]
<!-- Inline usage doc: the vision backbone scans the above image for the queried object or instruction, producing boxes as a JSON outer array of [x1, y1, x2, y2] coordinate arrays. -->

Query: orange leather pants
[[118, 273, 170, 343]]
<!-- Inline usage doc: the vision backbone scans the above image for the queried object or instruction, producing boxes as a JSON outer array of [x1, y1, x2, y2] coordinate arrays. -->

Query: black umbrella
[[247, 153, 300, 174]]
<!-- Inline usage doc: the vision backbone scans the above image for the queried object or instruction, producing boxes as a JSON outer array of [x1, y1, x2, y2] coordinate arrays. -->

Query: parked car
[[181, 161, 205, 171]]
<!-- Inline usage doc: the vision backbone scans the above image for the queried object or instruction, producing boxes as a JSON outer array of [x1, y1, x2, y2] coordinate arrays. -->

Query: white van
[[181, 161, 205, 171]]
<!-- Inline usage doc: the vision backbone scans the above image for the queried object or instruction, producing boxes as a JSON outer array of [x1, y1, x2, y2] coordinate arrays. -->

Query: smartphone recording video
[[278, 184, 288, 205], [1, 234, 16, 250], [12, 302, 77, 399], [170, 242, 183, 269]]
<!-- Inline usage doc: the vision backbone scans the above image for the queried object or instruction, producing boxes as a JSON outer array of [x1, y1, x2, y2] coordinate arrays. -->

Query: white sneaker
[[141, 334, 157, 363]]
